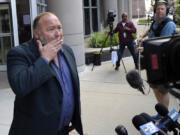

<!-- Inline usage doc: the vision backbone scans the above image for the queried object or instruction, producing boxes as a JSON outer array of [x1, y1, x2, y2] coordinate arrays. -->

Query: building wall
[[132, 0, 146, 18]]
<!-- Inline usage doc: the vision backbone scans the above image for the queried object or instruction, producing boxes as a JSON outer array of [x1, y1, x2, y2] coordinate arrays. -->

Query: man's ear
[[33, 29, 39, 40]]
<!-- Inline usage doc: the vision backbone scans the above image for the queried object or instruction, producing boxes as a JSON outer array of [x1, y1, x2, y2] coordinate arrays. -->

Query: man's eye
[[49, 28, 54, 31], [58, 27, 62, 30]]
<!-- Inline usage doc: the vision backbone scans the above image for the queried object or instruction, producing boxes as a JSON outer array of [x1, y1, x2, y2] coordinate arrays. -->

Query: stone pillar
[[103, 0, 118, 26], [118, 0, 132, 21], [128, 0, 132, 20], [46, 0, 85, 72], [117, 0, 124, 21]]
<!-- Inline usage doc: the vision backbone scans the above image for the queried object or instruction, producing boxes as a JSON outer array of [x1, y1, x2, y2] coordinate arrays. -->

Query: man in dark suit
[[7, 12, 83, 135]]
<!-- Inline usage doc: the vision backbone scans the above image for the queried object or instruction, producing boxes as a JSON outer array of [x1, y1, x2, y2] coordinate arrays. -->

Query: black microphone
[[132, 114, 168, 135], [126, 70, 145, 95], [132, 115, 147, 130], [155, 103, 169, 116], [140, 112, 167, 131], [140, 113, 156, 123], [155, 104, 180, 131], [115, 125, 128, 135]]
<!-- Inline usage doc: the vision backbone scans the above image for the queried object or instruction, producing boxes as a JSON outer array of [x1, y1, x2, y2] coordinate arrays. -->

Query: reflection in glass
[[16, 0, 32, 44], [0, 36, 12, 64], [84, 0, 89, 6], [92, 0, 97, 6], [92, 8, 98, 32], [84, 9, 90, 35], [0, 8, 10, 33]]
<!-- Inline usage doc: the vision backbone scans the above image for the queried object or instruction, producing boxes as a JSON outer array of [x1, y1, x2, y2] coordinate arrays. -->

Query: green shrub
[[138, 18, 152, 24], [89, 28, 119, 48], [132, 33, 137, 40]]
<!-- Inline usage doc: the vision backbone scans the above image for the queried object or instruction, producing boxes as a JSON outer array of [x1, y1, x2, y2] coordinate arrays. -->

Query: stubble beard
[[37, 29, 48, 46]]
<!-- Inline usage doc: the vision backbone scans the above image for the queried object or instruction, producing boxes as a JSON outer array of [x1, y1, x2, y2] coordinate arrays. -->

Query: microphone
[[132, 115, 147, 130], [126, 70, 145, 95], [140, 113, 156, 123], [140, 112, 166, 130], [157, 108, 180, 131], [132, 114, 167, 135], [155, 103, 169, 116], [115, 125, 128, 135]]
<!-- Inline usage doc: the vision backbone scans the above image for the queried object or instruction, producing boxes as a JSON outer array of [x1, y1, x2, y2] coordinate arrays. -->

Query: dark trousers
[[116, 41, 137, 67]]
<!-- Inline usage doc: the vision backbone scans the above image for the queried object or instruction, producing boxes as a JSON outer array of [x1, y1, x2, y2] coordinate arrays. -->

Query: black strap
[[150, 18, 172, 37]]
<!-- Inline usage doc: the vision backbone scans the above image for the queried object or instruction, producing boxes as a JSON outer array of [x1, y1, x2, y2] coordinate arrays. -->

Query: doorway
[[0, 3, 12, 65]]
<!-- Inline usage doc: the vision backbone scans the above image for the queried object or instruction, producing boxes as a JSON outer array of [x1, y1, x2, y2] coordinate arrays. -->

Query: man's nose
[[54, 29, 60, 36]]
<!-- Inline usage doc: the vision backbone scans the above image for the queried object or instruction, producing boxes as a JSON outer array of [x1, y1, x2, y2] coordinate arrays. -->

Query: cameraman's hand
[[37, 38, 63, 63], [136, 47, 144, 53], [137, 37, 143, 44]]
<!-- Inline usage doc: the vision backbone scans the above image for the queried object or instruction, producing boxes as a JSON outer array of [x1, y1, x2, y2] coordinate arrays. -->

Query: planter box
[[85, 47, 132, 65]]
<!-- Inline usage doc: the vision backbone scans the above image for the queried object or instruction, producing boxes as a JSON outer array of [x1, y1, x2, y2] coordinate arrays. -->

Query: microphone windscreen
[[140, 113, 155, 123], [115, 125, 128, 135], [132, 115, 148, 130], [126, 70, 143, 89], [155, 103, 169, 116], [126, 70, 145, 94]]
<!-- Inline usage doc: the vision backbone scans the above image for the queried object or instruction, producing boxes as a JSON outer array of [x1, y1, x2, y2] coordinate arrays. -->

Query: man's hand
[[136, 47, 144, 53], [137, 37, 143, 44], [37, 38, 63, 63], [124, 26, 131, 31]]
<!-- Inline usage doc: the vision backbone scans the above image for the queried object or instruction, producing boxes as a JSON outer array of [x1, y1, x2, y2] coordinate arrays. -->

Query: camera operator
[[137, 0, 176, 119], [113, 12, 137, 70]]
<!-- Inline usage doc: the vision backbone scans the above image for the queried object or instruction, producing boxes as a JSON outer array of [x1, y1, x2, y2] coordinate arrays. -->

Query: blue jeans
[[116, 41, 137, 67]]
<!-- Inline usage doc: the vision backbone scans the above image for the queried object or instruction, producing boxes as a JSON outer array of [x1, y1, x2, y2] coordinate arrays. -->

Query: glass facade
[[37, 0, 47, 14], [0, 4, 12, 65], [16, 0, 32, 44], [83, 0, 99, 36]]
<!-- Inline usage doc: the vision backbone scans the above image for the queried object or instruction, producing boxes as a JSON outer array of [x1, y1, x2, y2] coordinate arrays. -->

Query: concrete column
[[117, 0, 124, 21], [103, 0, 118, 26], [46, 0, 85, 72], [118, 0, 132, 21], [128, 0, 132, 20]]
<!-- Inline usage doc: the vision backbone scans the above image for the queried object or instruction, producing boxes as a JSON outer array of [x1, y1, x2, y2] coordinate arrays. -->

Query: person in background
[[7, 12, 83, 135], [113, 12, 137, 70], [137, 0, 176, 119]]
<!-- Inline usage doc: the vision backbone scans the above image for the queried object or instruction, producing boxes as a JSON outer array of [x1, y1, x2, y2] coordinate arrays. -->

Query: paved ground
[[0, 57, 179, 135]]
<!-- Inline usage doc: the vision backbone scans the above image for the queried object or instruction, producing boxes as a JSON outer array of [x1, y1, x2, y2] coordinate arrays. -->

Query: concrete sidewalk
[[0, 57, 179, 135]]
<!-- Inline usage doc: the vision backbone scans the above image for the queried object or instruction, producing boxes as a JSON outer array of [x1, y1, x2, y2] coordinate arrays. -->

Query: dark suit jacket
[[7, 39, 83, 135]]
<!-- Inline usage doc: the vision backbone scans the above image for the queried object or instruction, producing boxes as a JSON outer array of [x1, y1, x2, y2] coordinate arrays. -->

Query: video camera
[[139, 34, 180, 89], [107, 10, 116, 26]]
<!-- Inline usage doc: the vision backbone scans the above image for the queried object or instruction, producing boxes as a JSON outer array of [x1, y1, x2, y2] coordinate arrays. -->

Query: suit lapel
[[62, 46, 79, 90]]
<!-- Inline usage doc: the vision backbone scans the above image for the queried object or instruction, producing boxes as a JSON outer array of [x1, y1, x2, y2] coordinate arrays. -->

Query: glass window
[[83, 0, 99, 36], [84, 9, 90, 35], [92, 8, 98, 32], [37, 0, 47, 14], [16, 0, 32, 44], [92, 0, 97, 6], [0, 36, 12, 64], [0, 4, 12, 65], [84, 0, 89, 7], [0, 7, 10, 33]]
